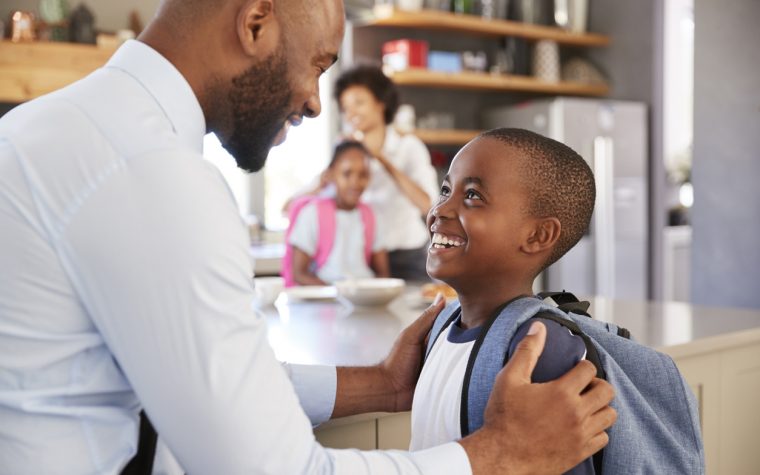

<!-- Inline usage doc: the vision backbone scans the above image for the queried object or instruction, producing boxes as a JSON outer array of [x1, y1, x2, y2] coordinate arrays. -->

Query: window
[[202, 72, 336, 232], [263, 73, 335, 230]]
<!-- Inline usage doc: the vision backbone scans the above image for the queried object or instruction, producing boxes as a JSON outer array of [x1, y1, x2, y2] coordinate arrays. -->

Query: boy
[[286, 140, 390, 285], [411, 128, 596, 473]]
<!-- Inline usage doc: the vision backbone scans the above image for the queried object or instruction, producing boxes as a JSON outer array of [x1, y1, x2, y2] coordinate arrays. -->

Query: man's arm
[[331, 295, 447, 418], [327, 313, 616, 474]]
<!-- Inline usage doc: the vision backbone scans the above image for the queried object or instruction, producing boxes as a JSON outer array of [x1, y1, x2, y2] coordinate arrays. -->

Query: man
[[0, 0, 616, 473]]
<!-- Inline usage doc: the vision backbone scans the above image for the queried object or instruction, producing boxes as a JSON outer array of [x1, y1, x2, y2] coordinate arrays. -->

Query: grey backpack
[[425, 292, 705, 474]]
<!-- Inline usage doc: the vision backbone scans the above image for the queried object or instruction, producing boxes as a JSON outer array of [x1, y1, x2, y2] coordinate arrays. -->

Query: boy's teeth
[[432, 232, 464, 247]]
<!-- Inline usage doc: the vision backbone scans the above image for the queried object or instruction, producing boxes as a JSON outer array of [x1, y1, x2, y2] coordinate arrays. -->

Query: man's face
[[425, 138, 536, 292], [221, 0, 344, 173], [223, 44, 291, 173]]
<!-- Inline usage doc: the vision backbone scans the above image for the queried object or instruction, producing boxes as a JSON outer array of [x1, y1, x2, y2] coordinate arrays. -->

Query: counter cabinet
[[293, 296, 760, 473]]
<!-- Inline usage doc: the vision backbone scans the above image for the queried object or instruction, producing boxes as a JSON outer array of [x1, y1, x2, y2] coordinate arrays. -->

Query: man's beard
[[223, 46, 292, 173]]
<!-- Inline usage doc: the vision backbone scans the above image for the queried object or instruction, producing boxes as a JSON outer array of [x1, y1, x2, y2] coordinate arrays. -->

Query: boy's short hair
[[480, 128, 596, 271], [329, 140, 370, 168], [334, 65, 399, 125]]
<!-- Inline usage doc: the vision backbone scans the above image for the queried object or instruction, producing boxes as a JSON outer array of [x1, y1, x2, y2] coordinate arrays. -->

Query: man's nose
[[304, 88, 321, 119]]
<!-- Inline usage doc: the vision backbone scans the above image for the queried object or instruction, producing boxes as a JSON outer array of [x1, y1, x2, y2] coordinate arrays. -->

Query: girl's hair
[[328, 140, 371, 168], [334, 64, 400, 125]]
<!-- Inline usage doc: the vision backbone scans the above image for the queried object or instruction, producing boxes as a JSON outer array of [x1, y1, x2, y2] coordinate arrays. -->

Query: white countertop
[[259, 288, 760, 366]]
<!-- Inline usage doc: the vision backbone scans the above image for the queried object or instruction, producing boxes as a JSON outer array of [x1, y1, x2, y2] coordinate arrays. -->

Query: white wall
[[691, 0, 760, 310]]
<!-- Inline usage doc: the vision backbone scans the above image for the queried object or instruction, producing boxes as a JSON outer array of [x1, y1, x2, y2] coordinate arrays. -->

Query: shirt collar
[[105, 40, 206, 153]]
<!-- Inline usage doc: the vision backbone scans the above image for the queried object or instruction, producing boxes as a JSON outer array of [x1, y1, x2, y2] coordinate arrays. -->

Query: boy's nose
[[429, 199, 456, 221]]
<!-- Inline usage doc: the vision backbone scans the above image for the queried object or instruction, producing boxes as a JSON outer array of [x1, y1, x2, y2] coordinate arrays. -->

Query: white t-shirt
[[361, 128, 439, 251], [288, 201, 384, 283], [410, 322, 479, 450]]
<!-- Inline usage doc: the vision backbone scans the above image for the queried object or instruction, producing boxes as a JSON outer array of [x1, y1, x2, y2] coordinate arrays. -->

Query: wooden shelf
[[389, 68, 609, 96], [0, 41, 116, 103], [365, 7, 610, 47], [414, 128, 482, 146]]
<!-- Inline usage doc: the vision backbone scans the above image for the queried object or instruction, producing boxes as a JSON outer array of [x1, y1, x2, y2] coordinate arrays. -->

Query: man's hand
[[379, 294, 446, 412], [460, 321, 617, 475], [332, 295, 446, 418]]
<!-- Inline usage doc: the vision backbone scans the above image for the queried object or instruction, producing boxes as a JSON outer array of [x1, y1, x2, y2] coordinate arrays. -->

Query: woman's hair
[[334, 65, 399, 125], [328, 140, 370, 168]]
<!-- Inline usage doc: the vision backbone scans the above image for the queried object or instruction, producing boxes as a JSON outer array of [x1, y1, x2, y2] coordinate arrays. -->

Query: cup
[[397, 0, 424, 11], [569, 0, 589, 33], [532, 40, 560, 83], [10, 11, 36, 42]]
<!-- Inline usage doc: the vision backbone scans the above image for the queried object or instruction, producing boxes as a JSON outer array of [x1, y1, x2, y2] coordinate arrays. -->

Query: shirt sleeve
[[288, 200, 319, 256], [283, 363, 337, 426], [61, 151, 472, 474], [370, 208, 386, 252], [397, 135, 440, 202]]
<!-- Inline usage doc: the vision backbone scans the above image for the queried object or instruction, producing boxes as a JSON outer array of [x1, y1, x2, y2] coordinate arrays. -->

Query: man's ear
[[522, 217, 561, 255], [237, 0, 279, 58]]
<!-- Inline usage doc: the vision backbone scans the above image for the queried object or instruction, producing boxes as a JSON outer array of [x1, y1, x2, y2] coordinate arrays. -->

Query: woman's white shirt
[[362, 128, 439, 251]]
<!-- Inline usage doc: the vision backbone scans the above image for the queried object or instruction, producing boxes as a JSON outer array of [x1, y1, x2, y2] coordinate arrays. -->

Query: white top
[[410, 324, 477, 450], [288, 201, 383, 283], [362, 128, 439, 251], [0, 40, 470, 475]]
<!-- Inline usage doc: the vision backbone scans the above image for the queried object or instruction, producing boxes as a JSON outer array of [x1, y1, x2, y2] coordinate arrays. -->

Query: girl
[[284, 141, 390, 286]]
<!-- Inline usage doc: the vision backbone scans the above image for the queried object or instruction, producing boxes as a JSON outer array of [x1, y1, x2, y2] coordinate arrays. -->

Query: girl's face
[[339, 85, 386, 135], [331, 148, 371, 210]]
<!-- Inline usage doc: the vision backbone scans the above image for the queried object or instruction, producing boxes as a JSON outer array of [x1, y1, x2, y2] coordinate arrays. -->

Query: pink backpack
[[282, 196, 375, 287]]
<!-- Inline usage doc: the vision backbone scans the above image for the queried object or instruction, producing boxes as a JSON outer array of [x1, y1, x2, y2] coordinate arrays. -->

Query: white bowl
[[335, 278, 406, 307], [253, 277, 285, 308]]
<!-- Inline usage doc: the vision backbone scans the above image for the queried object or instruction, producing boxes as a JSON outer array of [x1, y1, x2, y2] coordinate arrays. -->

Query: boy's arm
[[370, 250, 391, 278], [508, 317, 588, 382], [505, 317, 598, 474]]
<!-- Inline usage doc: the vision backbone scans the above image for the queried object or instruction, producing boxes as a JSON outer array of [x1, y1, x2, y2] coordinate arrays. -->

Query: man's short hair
[[334, 65, 399, 125], [480, 128, 596, 271]]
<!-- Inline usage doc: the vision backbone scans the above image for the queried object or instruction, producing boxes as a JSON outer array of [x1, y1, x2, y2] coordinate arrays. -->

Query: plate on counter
[[284, 285, 338, 302]]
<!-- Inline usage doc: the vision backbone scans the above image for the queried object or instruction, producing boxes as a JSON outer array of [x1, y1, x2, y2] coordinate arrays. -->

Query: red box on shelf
[[382, 39, 429, 72]]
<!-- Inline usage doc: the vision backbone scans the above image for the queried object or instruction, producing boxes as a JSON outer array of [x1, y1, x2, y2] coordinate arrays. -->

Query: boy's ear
[[237, 0, 279, 59], [522, 217, 561, 255]]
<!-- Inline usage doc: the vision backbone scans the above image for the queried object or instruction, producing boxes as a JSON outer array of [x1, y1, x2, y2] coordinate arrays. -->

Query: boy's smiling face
[[426, 137, 541, 292]]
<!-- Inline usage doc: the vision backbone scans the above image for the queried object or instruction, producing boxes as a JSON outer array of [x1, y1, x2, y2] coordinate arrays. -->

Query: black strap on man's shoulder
[[121, 411, 158, 475]]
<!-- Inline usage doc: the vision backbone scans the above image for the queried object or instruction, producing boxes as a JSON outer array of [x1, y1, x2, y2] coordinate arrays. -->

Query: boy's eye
[[465, 189, 482, 200], [439, 184, 451, 197]]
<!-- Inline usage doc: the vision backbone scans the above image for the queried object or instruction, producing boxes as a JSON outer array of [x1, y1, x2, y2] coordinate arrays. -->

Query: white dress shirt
[[362, 128, 439, 251], [0, 40, 470, 474]]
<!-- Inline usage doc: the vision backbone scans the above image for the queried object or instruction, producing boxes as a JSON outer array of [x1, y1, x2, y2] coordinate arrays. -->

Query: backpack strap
[[313, 198, 337, 269], [459, 295, 534, 437], [424, 300, 461, 362], [282, 196, 319, 287], [357, 202, 375, 264], [537, 291, 592, 317]]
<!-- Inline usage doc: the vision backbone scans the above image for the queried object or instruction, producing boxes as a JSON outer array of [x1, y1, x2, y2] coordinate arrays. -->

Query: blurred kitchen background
[[1, 0, 758, 309]]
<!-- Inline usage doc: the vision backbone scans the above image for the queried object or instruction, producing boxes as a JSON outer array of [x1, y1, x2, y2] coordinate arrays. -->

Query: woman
[[334, 65, 439, 281]]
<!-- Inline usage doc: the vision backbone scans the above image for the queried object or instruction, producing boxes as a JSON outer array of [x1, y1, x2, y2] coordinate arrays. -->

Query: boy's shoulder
[[505, 317, 587, 383]]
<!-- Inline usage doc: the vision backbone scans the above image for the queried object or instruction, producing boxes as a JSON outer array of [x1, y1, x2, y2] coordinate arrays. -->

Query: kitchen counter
[[259, 289, 760, 365], [260, 288, 760, 473]]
